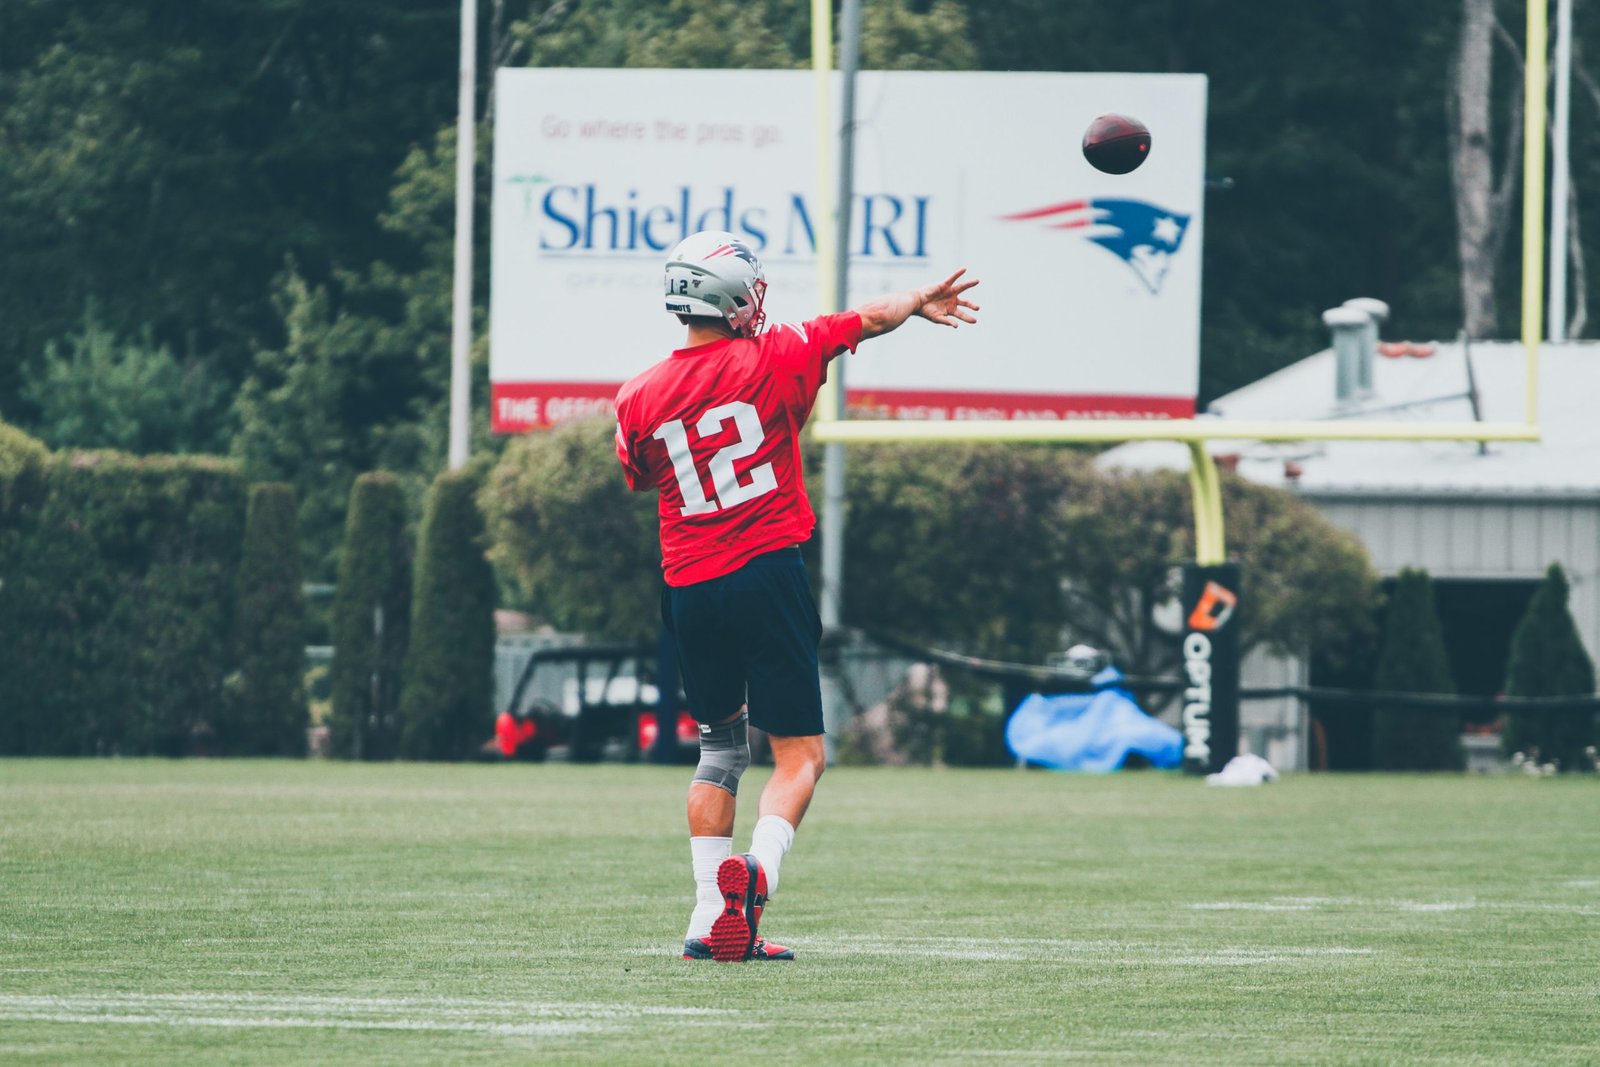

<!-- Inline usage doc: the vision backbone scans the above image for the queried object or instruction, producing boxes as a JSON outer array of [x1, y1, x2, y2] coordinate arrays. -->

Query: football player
[[614, 230, 978, 961]]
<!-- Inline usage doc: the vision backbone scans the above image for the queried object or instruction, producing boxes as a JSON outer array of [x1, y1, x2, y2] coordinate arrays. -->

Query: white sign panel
[[491, 68, 1206, 430]]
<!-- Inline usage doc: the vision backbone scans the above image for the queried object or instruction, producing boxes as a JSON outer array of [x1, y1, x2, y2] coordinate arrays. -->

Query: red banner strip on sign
[[491, 383, 1194, 432]]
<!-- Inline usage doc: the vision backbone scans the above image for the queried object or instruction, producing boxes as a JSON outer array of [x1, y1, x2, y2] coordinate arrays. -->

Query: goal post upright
[[1187, 442, 1225, 567], [1523, 0, 1548, 425]]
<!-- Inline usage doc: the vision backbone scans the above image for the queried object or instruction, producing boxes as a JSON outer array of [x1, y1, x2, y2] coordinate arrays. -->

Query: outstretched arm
[[854, 269, 980, 340]]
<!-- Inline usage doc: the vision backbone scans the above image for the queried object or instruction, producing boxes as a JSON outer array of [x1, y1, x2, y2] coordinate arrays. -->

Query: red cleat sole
[[708, 855, 756, 962]]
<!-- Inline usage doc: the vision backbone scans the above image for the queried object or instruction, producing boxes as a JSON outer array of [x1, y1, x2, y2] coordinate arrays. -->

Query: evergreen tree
[[329, 472, 411, 760], [1503, 563, 1596, 770], [21, 310, 231, 455], [397, 468, 497, 761], [227, 483, 309, 755], [1372, 569, 1462, 770], [232, 271, 362, 579]]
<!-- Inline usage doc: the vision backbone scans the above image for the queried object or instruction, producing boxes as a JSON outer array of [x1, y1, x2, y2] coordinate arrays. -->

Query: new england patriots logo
[[705, 240, 761, 267], [999, 199, 1191, 295]]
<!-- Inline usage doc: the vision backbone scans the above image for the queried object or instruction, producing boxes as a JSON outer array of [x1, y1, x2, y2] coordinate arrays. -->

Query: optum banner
[[490, 68, 1207, 431]]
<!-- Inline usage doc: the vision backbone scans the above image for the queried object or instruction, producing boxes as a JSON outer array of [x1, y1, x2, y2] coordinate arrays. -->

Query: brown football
[[1082, 114, 1152, 175]]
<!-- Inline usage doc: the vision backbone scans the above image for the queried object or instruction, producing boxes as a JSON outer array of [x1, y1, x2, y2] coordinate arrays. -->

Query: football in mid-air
[[1082, 114, 1152, 175]]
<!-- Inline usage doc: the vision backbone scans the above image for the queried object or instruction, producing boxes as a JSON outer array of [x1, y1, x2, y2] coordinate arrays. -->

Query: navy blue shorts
[[661, 546, 824, 738]]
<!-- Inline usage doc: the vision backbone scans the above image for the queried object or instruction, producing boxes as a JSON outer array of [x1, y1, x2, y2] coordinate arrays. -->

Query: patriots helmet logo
[[999, 198, 1191, 294], [705, 240, 762, 269]]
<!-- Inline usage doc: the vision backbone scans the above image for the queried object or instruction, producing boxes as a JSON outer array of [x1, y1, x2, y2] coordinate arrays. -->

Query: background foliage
[[5, 2, 1597, 764]]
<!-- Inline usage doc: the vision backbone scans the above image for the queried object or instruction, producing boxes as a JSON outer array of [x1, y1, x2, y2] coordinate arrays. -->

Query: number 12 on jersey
[[651, 401, 779, 516]]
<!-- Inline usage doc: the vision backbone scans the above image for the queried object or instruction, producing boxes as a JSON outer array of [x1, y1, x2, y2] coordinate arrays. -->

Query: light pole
[[1548, 0, 1572, 341], [448, 0, 478, 470]]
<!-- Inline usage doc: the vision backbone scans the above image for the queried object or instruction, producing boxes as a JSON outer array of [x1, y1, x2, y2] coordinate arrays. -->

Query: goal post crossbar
[[808, 420, 1542, 569]]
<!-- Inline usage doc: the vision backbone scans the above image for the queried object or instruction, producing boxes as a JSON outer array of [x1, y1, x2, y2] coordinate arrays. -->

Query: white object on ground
[[1205, 753, 1279, 787]]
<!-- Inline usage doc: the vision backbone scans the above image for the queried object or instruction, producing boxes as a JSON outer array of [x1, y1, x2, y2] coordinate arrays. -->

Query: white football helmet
[[663, 230, 768, 337]]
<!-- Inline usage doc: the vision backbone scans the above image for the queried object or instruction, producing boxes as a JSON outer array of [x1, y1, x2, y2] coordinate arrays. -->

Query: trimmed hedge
[[0, 424, 51, 750], [0, 422, 49, 517], [398, 468, 497, 760], [0, 450, 246, 755], [329, 472, 411, 760], [226, 483, 309, 755]]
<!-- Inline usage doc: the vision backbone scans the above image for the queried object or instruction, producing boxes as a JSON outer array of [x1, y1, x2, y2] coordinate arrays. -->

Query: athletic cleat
[[682, 936, 793, 961], [707, 853, 768, 961]]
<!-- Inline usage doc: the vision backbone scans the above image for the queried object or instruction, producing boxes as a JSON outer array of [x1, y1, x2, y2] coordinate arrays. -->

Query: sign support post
[[1179, 561, 1240, 775]]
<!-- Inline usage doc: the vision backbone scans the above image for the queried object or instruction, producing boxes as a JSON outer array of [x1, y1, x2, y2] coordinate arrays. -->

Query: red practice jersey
[[614, 312, 863, 586]]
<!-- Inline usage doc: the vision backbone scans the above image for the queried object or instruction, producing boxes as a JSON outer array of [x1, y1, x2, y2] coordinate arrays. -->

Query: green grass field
[[2, 760, 1597, 1065]]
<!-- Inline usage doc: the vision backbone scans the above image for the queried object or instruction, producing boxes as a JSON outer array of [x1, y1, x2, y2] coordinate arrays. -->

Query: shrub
[[483, 419, 660, 642], [844, 443, 1089, 663], [226, 484, 309, 755], [1503, 563, 1596, 770], [329, 473, 411, 760], [397, 469, 498, 760], [1371, 568, 1462, 771], [0, 451, 245, 755]]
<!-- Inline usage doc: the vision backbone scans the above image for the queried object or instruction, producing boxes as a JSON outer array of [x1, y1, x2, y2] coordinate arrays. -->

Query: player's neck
[[685, 323, 736, 348]]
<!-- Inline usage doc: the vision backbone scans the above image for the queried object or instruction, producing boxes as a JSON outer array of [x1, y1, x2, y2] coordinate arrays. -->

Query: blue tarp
[[1004, 667, 1183, 772]]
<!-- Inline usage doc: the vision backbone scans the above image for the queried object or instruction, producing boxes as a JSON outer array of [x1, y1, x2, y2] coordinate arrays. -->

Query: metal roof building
[[1101, 329, 1600, 769]]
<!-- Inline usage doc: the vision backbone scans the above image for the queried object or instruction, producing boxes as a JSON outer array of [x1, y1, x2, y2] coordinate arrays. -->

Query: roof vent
[[1324, 299, 1388, 403], [1322, 306, 1370, 403]]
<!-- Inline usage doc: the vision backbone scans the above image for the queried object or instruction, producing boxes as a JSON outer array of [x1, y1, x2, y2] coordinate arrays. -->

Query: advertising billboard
[[491, 68, 1206, 431]]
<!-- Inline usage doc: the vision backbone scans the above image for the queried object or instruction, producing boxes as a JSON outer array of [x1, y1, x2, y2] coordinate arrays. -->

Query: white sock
[[748, 815, 796, 896], [685, 836, 732, 942]]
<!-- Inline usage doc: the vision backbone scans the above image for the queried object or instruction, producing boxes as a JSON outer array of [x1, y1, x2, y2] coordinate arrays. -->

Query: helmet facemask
[[733, 277, 768, 338]]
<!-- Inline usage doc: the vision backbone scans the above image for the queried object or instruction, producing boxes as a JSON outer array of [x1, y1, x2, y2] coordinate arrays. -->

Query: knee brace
[[692, 712, 751, 796]]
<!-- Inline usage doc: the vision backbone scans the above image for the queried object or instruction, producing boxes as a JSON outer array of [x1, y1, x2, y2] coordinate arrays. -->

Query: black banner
[[1180, 562, 1241, 775]]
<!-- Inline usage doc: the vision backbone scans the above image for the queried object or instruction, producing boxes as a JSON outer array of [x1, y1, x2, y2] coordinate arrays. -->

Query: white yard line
[[0, 1010, 598, 1036], [1187, 896, 1599, 916], [809, 936, 1376, 964], [0, 993, 726, 1036]]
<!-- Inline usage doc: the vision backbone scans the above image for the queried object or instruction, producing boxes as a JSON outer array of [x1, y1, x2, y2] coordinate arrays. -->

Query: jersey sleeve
[[764, 311, 864, 402], [807, 310, 865, 361], [614, 421, 649, 491]]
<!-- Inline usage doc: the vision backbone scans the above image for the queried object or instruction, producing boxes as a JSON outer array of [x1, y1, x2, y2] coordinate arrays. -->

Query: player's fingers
[[955, 278, 980, 294], [942, 268, 967, 289]]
